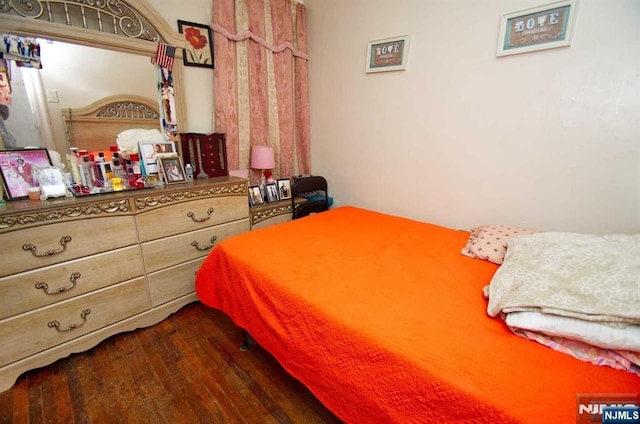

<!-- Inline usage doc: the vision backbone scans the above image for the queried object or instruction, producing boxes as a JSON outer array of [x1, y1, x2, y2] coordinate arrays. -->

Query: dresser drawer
[[141, 219, 249, 273], [147, 257, 204, 307], [0, 277, 150, 367], [136, 195, 248, 242], [0, 216, 138, 277], [0, 246, 144, 320]]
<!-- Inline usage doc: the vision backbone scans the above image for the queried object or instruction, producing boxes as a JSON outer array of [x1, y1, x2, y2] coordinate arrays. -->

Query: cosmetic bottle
[[103, 163, 113, 190], [89, 154, 103, 188], [185, 164, 194, 182], [111, 177, 123, 191], [125, 159, 136, 189], [112, 157, 129, 190], [77, 156, 94, 190], [67, 153, 81, 188], [129, 153, 144, 188], [108, 144, 119, 162], [104, 163, 113, 179]]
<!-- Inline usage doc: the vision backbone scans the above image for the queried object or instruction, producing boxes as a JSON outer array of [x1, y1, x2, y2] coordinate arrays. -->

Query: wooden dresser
[[0, 177, 248, 392]]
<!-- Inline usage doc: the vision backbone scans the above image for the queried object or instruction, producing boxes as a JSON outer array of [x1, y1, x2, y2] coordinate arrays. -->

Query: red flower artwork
[[178, 21, 214, 67], [184, 27, 207, 50]]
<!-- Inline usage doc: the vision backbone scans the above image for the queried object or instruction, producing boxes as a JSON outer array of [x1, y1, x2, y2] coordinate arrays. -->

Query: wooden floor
[[0, 302, 342, 424]]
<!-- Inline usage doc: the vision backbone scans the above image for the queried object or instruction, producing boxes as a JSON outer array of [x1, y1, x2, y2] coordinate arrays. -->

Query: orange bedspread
[[195, 206, 639, 423]]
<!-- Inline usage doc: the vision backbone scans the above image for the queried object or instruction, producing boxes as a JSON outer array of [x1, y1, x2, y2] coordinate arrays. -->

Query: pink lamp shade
[[250, 145, 276, 183], [250, 146, 275, 170]]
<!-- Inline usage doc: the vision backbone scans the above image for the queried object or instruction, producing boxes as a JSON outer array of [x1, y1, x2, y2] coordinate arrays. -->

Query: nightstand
[[250, 197, 306, 230]]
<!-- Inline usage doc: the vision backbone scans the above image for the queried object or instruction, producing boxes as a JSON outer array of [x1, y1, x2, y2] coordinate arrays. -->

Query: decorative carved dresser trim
[[135, 184, 248, 210], [252, 204, 293, 225], [0, 200, 131, 231]]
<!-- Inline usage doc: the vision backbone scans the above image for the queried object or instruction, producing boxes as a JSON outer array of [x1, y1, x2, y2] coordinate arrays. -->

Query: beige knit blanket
[[486, 232, 640, 325]]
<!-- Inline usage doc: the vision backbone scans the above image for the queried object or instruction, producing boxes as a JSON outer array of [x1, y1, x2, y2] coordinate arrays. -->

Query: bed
[[62, 94, 161, 153], [195, 206, 640, 423]]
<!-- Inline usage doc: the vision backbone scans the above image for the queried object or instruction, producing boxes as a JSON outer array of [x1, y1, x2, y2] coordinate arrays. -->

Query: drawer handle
[[191, 236, 217, 251], [23, 236, 72, 257], [187, 207, 214, 222], [35, 272, 81, 295], [48, 309, 91, 332]]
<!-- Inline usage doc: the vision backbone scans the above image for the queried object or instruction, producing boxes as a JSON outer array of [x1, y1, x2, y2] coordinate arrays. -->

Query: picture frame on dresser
[[36, 166, 73, 199], [249, 185, 265, 206], [0, 148, 52, 200], [158, 155, 186, 184], [138, 140, 176, 176], [265, 183, 279, 203], [277, 178, 292, 200]]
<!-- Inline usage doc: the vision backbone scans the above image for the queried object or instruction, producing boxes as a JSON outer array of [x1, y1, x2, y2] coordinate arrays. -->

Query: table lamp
[[250, 146, 276, 187]]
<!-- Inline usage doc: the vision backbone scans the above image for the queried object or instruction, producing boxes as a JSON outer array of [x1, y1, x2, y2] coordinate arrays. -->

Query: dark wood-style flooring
[[0, 302, 342, 424]]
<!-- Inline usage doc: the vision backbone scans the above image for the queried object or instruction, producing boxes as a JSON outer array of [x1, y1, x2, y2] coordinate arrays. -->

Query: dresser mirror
[[0, 0, 186, 156]]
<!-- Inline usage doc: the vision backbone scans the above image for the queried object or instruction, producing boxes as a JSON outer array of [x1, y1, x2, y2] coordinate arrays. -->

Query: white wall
[[304, 0, 640, 233]]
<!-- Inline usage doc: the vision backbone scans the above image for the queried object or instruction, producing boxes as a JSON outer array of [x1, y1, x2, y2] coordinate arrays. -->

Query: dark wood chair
[[291, 175, 329, 219]]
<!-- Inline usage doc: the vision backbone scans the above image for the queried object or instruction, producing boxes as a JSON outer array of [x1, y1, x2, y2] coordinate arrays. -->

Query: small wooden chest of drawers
[[180, 132, 228, 178]]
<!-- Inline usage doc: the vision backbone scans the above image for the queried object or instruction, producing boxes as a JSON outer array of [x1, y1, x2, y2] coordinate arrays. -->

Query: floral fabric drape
[[212, 0, 310, 184]]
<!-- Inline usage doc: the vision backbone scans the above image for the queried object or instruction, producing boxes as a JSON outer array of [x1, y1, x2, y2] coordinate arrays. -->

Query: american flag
[[151, 43, 176, 70]]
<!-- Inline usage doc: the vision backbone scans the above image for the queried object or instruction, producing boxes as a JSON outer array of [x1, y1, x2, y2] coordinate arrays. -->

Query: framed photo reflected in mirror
[[0, 148, 52, 200]]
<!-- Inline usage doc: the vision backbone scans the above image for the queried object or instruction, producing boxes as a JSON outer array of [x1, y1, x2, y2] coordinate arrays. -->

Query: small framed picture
[[177, 20, 214, 68], [0, 148, 52, 200], [265, 183, 279, 203], [158, 155, 186, 184], [37, 167, 73, 200], [138, 140, 176, 176], [277, 178, 291, 200], [248, 185, 264, 206], [496, 0, 577, 57], [365, 35, 410, 73]]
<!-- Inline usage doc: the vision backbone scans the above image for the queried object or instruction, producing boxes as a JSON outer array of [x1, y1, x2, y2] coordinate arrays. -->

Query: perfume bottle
[[129, 153, 144, 188]]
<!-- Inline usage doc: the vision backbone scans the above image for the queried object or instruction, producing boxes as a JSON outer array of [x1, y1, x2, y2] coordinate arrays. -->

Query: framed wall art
[[0, 148, 52, 200], [177, 20, 214, 68], [365, 35, 410, 73], [496, 0, 577, 57]]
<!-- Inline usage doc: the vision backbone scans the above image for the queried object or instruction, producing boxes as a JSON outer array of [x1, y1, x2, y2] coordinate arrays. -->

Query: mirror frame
[[0, 0, 187, 154]]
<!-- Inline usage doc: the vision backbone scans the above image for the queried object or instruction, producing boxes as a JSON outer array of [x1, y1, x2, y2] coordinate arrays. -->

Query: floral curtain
[[211, 0, 310, 184]]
